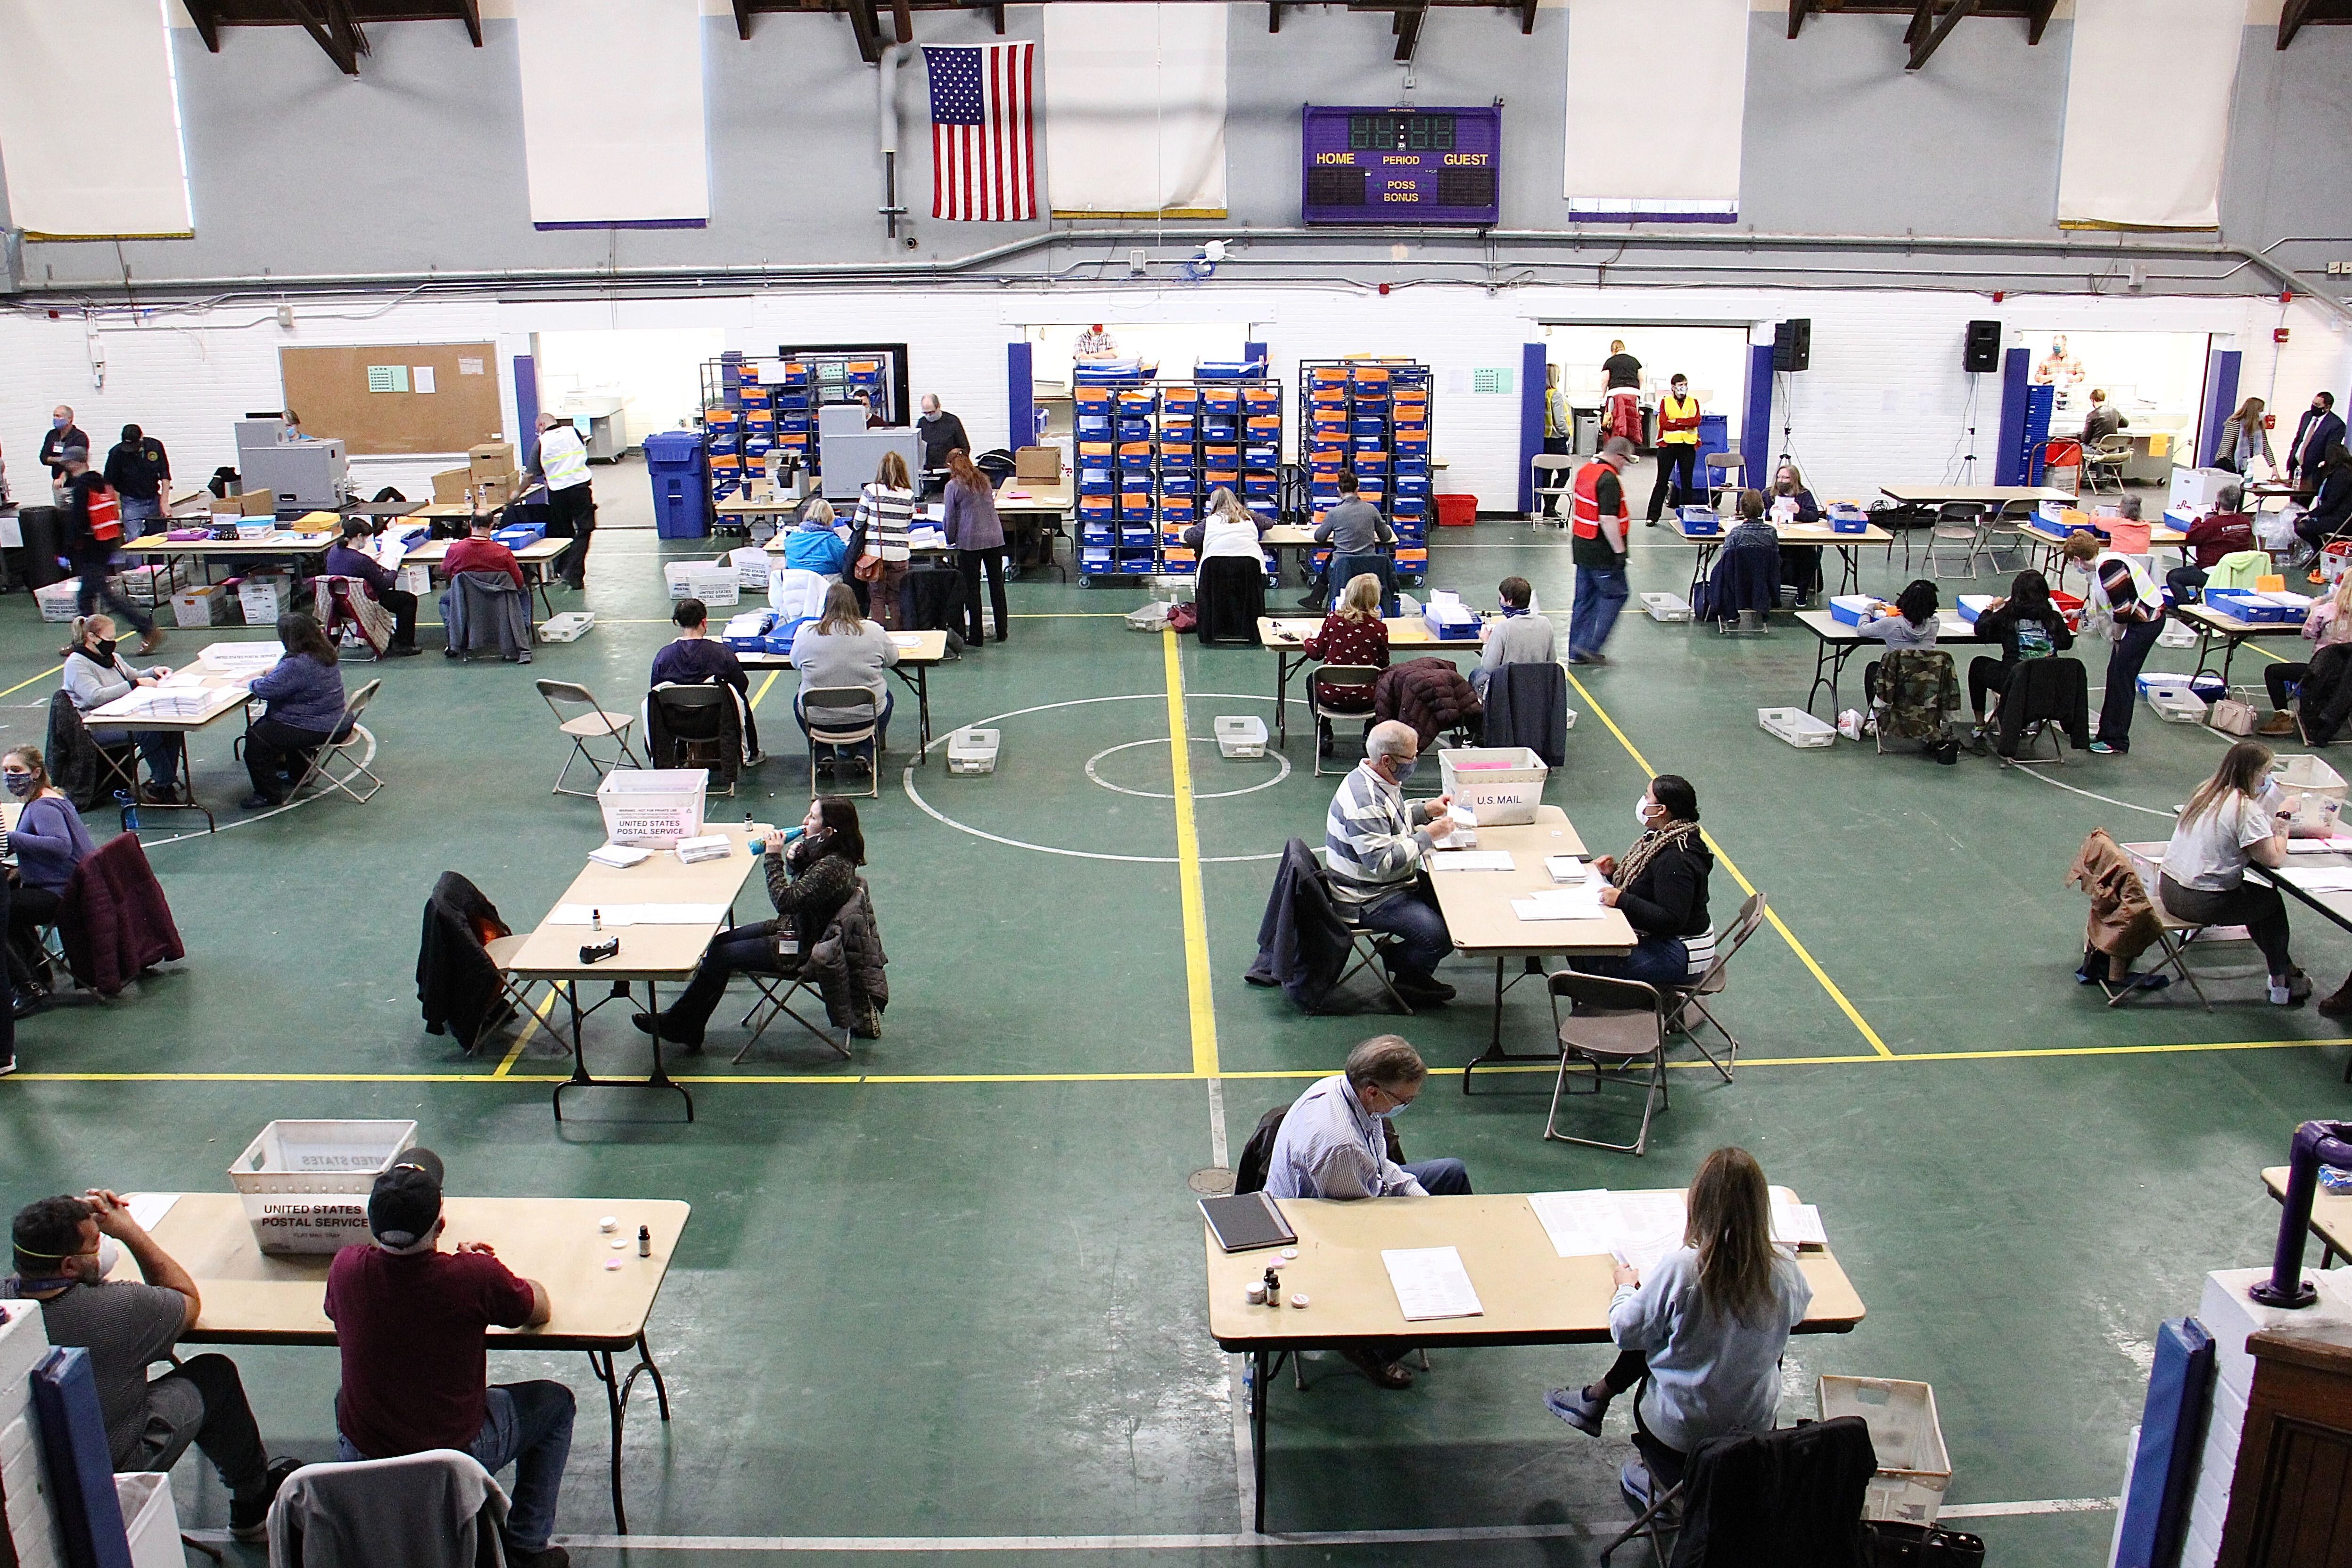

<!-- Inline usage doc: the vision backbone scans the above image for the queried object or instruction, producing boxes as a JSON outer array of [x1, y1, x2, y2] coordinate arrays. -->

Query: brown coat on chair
[[2066, 828, 2160, 977], [1373, 657, 1482, 750], [58, 835, 185, 996]]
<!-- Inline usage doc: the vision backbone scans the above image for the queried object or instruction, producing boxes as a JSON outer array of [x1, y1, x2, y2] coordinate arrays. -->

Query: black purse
[[1866, 1521, 1986, 1566]]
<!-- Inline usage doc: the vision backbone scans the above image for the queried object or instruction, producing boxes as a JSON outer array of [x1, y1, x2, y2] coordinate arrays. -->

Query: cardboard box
[[1015, 445, 1063, 482], [35, 579, 81, 622], [173, 585, 231, 628], [238, 488, 277, 517], [469, 441, 516, 480], [432, 467, 473, 503], [238, 575, 294, 625], [475, 474, 516, 508]]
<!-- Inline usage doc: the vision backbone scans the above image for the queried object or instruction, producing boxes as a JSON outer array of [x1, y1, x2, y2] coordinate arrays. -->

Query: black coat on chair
[[1996, 656, 2091, 755], [900, 566, 967, 633], [1483, 660, 1569, 767], [1692, 546, 1779, 624], [1195, 556, 1266, 646], [1243, 838, 1352, 1011], [415, 871, 514, 1051]]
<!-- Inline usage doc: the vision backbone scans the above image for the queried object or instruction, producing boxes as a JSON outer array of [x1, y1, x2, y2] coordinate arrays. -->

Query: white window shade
[[0, 0, 191, 238], [1042, 3, 1227, 218], [514, 0, 709, 227], [1562, 0, 1746, 220], [2057, 0, 2242, 230]]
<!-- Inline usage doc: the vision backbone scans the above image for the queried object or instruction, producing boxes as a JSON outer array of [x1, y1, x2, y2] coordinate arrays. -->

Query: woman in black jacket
[[1967, 569, 2076, 737], [633, 796, 866, 1049], [1576, 774, 1715, 990]]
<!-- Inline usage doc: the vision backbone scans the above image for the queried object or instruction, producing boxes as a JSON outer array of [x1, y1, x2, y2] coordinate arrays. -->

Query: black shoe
[[383, 642, 422, 658], [238, 793, 281, 811], [1337, 1346, 1415, 1389], [630, 1010, 704, 1051], [229, 1458, 303, 1542], [506, 1547, 570, 1568], [1391, 972, 1455, 1004], [9, 985, 49, 1022]]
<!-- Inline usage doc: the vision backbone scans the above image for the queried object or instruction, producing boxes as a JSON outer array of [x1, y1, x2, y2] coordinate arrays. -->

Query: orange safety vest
[[1571, 460, 1625, 541], [1658, 394, 1701, 444]]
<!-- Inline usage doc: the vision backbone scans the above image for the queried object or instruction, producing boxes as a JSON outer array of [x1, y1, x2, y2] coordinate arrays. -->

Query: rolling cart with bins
[[1071, 369, 1285, 586], [1296, 359, 1434, 589]]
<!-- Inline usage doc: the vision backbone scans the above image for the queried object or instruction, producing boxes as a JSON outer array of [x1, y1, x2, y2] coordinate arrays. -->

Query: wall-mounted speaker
[[1964, 320, 2002, 373], [1772, 318, 1811, 373]]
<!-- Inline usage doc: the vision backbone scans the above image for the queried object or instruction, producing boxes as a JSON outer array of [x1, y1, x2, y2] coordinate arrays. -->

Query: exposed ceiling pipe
[[876, 42, 910, 243]]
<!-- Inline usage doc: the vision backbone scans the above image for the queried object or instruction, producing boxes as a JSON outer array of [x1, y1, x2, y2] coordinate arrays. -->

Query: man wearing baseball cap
[[324, 1149, 575, 1568]]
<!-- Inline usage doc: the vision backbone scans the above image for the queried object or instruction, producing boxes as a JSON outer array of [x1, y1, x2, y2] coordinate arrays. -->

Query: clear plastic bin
[[1214, 716, 1268, 759], [1759, 707, 1837, 748]]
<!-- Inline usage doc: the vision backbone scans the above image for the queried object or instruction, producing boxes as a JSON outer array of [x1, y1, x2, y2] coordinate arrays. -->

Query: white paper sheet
[[1530, 1188, 1826, 1266], [1512, 886, 1611, 922], [1430, 851, 1514, 872], [1546, 856, 1589, 884], [546, 904, 729, 928], [1381, 1246, 1485, 1321], [1770, 1197, 1828, 1249], [586, 844, 651, 869], [412, 367, 437, 395], [2279, 867, 2352, 895], [1526, 1190, 1619, 1259], [197, 643, 287, 673], [125, 1194, 178, 1232]]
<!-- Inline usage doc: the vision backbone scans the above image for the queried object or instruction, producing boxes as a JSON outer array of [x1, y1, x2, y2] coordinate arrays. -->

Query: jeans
[[958, 548, 1008, 642], [2268, 661, 2312, 711], [2096, 616, 2164, 751], [1571, 932, 1691, 990], [245, 718, 333, 800], [74, 548, 154, 635], [338, 1381, 575, 1554], [795, 689, 892, 764], [121, 494, 163, 537], [1354, 883, 1451, 978], [137, 1354, 271, 1501], [2160, 873, 2295, 980], [1569, 563, 1630, 658], [1401, 1158, 1472, 1195], [661, 920, 788, 1040], [91, 728, 182, 789], [1645, 445, 1697, 521]]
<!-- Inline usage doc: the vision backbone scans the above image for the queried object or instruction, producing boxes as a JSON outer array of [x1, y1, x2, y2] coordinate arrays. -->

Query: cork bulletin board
[[277, 343, 506, 457]]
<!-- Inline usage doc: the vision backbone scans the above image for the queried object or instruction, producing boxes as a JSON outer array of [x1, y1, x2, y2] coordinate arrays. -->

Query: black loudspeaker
[[1772, 318, 1811, 373], [1964, 320, 2002, 373]]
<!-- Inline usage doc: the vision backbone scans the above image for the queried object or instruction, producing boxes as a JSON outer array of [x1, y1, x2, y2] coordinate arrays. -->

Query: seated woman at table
[[1569, 774, 1715, 991], [2158, 739, 2310, 1007], [1180, 487, 1271, 563], [59, 616, 181, 804], [633, 796, 869, 1049], [1722, 489, 1776, 554], [1768, 462, 1825, 606], [789, 583, 898, 776], [239, 613, 347, 812], [781, 498, 849, 579], [2263, 568, 2352, 721], [1301, 573, 1390, 756], [1857, 579, 1941, 710], [652, 598, 763, 767], [1544, 1146, 1814, 1512], [1966, 570, 2076, 737], [4, 746, 96, 1006]]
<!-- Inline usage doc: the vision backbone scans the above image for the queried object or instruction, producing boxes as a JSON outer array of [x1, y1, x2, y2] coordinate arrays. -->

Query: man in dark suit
[[2287, 392, 2346, 489]]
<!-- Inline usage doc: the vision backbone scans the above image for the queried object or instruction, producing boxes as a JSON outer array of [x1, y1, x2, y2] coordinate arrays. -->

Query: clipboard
[[1199, 1191, 1298, 1253]]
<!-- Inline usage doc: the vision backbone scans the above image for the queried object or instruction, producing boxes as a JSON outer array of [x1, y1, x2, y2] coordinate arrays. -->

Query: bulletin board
[[277, 343, 506, 457]]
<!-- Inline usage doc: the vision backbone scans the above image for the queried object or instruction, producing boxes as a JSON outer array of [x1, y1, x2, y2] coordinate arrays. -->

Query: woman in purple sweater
[[5, 746, 96, 1008], [942, 450, 1007, 646], [240, 614, 348, 810]]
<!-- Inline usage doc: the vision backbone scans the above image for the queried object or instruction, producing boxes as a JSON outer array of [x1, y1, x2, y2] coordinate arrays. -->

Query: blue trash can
[[646, 431, 710, 539]]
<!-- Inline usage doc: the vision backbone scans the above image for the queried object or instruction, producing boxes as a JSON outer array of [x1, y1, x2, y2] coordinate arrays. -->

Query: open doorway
[[1541, 324, 1751, 450], [535, 327, 727, 460], [2021, 329, 2208, 485]]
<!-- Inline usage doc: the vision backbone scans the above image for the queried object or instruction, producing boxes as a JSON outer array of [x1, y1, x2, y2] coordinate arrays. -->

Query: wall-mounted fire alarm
[[2275, 327, 2291, 345]]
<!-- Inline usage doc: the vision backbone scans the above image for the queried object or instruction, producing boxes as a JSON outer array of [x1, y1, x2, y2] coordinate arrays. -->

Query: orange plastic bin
[[1436, 494, 1478, 527]]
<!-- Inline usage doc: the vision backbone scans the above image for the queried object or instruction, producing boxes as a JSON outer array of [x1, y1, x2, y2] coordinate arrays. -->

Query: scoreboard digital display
[[1300, 104, 1501, 227]]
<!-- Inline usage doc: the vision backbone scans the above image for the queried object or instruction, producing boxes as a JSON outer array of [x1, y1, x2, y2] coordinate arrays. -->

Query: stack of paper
[[1546, 855, 1588, 884], [1430, 850, 1514, 872], [1527, 1189, 1829, 1267], [586, 843, 650, 869], [548, 904, 729, 928], [2279, 866, 2352, 895], [1381, 1246, 1485, 1320], [1512, 886, 1610, 922]]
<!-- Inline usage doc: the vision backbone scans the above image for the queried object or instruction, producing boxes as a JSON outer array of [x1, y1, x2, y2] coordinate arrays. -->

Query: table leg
[[2189, 628, 2222, 683], [1806, 642, 1854, 718], [1838, 546, 1860, 598], [1687, 544, 1714, 605], [585, 1329, 674, 1534], [1250, 1348, 1270, 1535], [127, 734, 216, 833], [917, 666, 932, 762], [1272, 650, 1293, 750], [642, 979, 694, 1121]]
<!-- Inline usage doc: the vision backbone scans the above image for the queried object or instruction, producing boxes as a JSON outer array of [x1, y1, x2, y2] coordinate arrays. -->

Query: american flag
[[926, 43, 1035, 222]]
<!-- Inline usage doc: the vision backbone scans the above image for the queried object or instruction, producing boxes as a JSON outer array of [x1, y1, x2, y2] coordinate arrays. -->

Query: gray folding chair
[[1924, 504, 1995, 577], [285, 679, 385, 805], [1308, 852, 1416, 1016], [536, 678, 641, 797], [802, 686, 882, 797], [1544, 971, 1669, 1155], [651, 683, 737, 798], [2084, 434, 2132, 495], [1529, 454, 1577, 526], [737, 969, 853, 1062], [1310, 665, 1382, 778], [1654, 891, 1769, 1081]]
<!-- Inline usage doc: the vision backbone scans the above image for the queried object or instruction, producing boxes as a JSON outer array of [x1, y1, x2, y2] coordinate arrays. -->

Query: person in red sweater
[[2165, 485, 2255, 604], [1302, 572, 1391, 757], [442, 512, 526, 591]]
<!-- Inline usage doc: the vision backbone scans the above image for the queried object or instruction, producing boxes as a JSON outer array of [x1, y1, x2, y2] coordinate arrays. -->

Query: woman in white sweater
[[789, 583, 900, 777], [58, 615, 181, 801]]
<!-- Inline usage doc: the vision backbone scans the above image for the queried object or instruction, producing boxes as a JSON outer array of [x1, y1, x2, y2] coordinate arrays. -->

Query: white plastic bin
[[947, 727, 1001, 775], [2273, 754, 2347, 803], [1759, 707, 1837, 748], [538, 611, 594, 643], [1214, 716, 1268, 759], [36, 580, 82, 622], [1817, 1376, 1951, 1525], [230, 1119, 418, 1255], [1641, 592, 1693, 623], [665, 561, 741, 607], [115, 1473, 182, 1568], [598, 768, 709, 846], [2150, 691, 2208, 724], [1437, 747, 1548, 824]]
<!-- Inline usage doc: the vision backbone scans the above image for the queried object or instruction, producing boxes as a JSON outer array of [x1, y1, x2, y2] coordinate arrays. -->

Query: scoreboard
[[1299, 105, 1502, 227]]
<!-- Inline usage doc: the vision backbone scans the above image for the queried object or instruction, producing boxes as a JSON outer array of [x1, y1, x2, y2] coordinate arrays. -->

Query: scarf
[[1616, 819, 1700, 893]]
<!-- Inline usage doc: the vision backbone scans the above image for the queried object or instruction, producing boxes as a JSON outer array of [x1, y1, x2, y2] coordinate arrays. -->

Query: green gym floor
[[2, 505, 2341, 1567]]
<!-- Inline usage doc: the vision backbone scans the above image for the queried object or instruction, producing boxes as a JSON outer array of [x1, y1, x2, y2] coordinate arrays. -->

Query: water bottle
[[115, 789, 137, 831]]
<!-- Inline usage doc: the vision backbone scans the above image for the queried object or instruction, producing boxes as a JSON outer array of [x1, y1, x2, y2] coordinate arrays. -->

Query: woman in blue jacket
[[4, 745, 96, 1009], [240, 613, 348, 810]]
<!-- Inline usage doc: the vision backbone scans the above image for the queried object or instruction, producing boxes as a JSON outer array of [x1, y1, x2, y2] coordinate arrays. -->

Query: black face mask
[[92, 638, 118, 659]]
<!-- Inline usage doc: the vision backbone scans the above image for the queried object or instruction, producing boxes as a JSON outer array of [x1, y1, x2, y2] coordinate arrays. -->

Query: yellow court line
[[1163, 629, 1222, 1077], [0, 668, 58, 700], [750, 670, 780, 711], [1563, 670, 1895, 1058], [494, 985, 564, 1077]]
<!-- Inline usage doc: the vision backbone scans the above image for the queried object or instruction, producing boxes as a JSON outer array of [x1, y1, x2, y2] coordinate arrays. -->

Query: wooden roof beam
[[1788, 0, 1814, 39], [2279, 0, 2319, 48], [892, 0, 914, 42], [1907, 0, 1977, 69], [843, 0, 884, 65], [2024, 0, 2055, 44], [460, 0, 482, 46], [282, 0, 358, 74], [1519, 0, 1536, 33], [184, 0, 222, 51]]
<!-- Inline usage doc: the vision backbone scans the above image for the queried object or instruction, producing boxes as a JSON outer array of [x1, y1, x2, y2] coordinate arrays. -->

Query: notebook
[[1199, 1191, 1298, 1253]]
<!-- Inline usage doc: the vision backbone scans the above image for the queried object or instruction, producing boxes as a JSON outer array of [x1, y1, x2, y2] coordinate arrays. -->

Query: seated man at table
[[1263, 1036, 1471, 1388], [325, 1149, 575, 1568], [652, 598, 764, 765], [1299, 472, 1396, 607], [1325, 720, 1456, 1006], [1471, 576, 1555, 699], [323, 517, 422, 655], [2167, 484, 2254, 603], [3, 1191, 296, 1541], [444, 510, 527, 591]]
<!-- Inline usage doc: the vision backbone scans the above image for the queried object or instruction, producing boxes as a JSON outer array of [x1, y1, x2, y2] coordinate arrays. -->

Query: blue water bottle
[[115, 789, 138, 831]]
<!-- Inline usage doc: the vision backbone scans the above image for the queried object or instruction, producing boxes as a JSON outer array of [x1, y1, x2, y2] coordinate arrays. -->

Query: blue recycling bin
[[646, 430, 710, 539]]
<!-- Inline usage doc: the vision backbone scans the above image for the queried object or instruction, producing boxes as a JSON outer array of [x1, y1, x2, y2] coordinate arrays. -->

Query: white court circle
[[1084, 736, 1292, 800], [900, 691, 1290, 864]]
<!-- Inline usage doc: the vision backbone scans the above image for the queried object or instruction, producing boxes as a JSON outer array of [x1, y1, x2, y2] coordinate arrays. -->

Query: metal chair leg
[[1544, 1046, 1666, 1155]]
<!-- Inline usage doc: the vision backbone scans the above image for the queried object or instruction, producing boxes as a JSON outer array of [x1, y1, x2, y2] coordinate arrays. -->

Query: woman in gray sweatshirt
[[789, 583, 900, 773]]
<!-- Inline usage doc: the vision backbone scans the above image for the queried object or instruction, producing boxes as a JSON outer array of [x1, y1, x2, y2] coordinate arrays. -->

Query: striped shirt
[[855, 483, 916, 562], [1324, 761, 1436, 910]]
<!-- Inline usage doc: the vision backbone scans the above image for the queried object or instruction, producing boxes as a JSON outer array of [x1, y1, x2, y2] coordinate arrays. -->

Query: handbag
[[2210, 697, 2259, 736], [1866, 1522, 1984, 1566], [853, 553, 884, 583]]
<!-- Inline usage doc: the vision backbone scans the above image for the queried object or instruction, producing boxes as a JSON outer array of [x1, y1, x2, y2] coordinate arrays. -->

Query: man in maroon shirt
[[443, 511, 527, 590], [2165, 484, 2256, 604], [325, 1150, 573, 1568]]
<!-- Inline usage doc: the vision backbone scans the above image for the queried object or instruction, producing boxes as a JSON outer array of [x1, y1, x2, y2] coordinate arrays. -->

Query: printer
[[235, 418, 348, 510]]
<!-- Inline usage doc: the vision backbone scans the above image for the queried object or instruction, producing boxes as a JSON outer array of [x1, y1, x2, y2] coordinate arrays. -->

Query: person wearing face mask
[[1324, 722, 1457, 1007], [1262, 1034, 1472, 1387], [3, 1192, 297, 1541], [59, 615, 183, 803], [59, 444, 164, 653], [38, 404, 88, 496], [1766, 462, 1824, 604], [2286, 391, 2344, 489], [1569, 775, 1715, 991], [4, 746, 96, 1009], [633, 796, 869, 1050], [1645, 375, 1702, 526]]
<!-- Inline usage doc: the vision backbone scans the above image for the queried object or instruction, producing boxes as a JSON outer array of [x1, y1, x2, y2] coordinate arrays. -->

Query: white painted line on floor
[[1940, 1496, 2122, 1519]]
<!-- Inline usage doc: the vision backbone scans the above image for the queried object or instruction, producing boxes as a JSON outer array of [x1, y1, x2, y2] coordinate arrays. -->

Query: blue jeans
[[121, 494, 163, 536], [1356, 884, 1451, 978], [664, 921, 788, 1039], [1571, 932, 1691, 991], [1569, 563, 1629, 658], [338, 1381, 575, 1552], [1402, 1158, 1472, 1195]]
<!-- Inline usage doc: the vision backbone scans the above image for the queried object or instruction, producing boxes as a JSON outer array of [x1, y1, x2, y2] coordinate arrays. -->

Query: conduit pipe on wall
[[876, 43, 910, 242]]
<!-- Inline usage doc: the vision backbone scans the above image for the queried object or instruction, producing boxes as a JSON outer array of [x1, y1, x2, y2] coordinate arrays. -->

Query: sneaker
[[2089, 741, 2121, 755], [229, 1458, 302, 1542], [0, 1056, 15, 1076], [1619, 1459, 1654, 1513], [2258, 711, 2298, 738], [1545, 1384, 1610, 1436]]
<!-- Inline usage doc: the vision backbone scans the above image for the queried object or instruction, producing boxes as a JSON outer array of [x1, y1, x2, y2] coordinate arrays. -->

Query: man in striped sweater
[[1324, 720, 1456, 1005]]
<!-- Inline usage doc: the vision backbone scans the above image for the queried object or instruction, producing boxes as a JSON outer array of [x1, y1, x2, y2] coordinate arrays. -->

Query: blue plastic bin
[[646, 431, 710, 539]]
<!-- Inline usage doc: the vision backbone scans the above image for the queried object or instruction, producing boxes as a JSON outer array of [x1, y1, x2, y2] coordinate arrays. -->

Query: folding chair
[[1544, 971, 1670, 1155], [1310, 665, 1382, 778], [736, 968, 852, 1062], [1653, 890, 1769, 1082], [802, 686, 882, 798], [1924, 503, 1994, 577], [1529, 453, 1576, 525], [286, 678, 385, 804], [2106, 908, 2224, 1011], [2084, 434, 2132, 495], [1702, 449, 1745, 510], [1304, 854, 1417, 1015], [1985, 497, 2039, 570], [536, 679, 641, 798], [651, 684, 738, 798]]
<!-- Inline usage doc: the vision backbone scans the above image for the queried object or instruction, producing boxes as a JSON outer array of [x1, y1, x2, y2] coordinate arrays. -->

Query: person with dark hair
[[239, 613, 346, 810], [1856, 580, 1941, 712], [2170, 485, 2254, 601], [2080, 389, 2128, 448], [1645, 374, 1701, 525], [59, 443, 163, 651], [1301, 472, 1396, 607], [943, 449, 1008, 645], [1723, 488, 1776, 553], [325, 1149, 572, 1568], [651, 598, 762, 765], [101, 423, 171, 537], [2287, 391, 2344, 488], [323, 517, 422, 655], [1544, 1147, 1813, 1511], [789, 583, 898, 773], [915, 394, 969, 487], [4, 1191, 295, 1541], [5, 745, 96, 1008], [634, 796, 870, 1050], [1472, 575, 1554, 699], [2295, 445, 2352, 557], [1569, 774, 1714, 991], [1967, 570, 2076, 739], [1567, 437, 1635, 665], [2158, 740, 2307, 1005]]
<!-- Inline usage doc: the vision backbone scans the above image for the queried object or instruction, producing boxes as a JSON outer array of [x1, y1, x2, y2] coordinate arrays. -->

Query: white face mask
[[1635, 797, 1656, 830]]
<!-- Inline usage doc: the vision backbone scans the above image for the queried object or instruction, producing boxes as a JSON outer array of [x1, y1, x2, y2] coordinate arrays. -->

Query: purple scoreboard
[[1300, 105, 1502, 227]]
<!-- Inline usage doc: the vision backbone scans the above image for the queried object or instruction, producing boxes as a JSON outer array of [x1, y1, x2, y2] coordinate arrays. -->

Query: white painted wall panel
[[0, 0, 190, 237], [513, 0, 709, 225], [1042, 4, 1228, 216], [2058, 0, 2242, 229]]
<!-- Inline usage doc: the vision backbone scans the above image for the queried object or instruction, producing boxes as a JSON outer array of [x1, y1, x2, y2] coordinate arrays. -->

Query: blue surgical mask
[[1393, 756, 1418, 782], [51, 415, 67, 429], [1379, 1094, 1409, 1118], [4, 771, 33, 799]]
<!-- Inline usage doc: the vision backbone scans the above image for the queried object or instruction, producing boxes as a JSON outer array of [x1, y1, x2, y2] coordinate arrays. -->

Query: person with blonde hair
[[59, 615, 181, 802], [2217, 395, 2276, 477], [2158, 739, 2308, 1005], [789, 582, 900, 776], [851, 451, 915, 629], [781, 496, 847, 579], [1545, 1147, 1813, 1509], [1302, 573, 1391, 755], [2263, 566, 2352, 724], [1181, 486, 1269, 563]]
